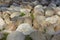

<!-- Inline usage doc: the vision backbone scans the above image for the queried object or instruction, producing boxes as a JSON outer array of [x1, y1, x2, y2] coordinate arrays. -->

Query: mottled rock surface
[[1, 0, 60, 40], [30, 31, 46, 40], [16, 23, 35, 35], [51, 33, 60, 40], [7, 31, 25, 40]]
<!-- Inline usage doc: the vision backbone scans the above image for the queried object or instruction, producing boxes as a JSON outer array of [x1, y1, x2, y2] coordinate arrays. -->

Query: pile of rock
[[0, 0, 60, 40]]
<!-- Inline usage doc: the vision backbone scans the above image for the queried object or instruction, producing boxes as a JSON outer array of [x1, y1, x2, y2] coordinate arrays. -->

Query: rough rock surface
[[0, 17, 5, 30], [30, 31, 46, 40], [16, 23, 35, 35], [1, 0, 60, 40], [51, 33, 60, 40], [7, 31, 25, 40]]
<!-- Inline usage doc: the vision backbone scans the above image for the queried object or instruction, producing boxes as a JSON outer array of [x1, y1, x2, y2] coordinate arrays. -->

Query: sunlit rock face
[[45, 9, 55, 17], [16, 23, 35, 35], [45, 15, 59, 24], [34, 5, 44, 16], [10, 12, 20, 18], [0, 17, 5, 30]]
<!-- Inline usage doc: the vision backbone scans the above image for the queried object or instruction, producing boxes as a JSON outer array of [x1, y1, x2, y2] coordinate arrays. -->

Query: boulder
[[30, 31, 46, 40], [0, 17, 5, 30], [7, 31, 25, 40], [16, 23, 35, 35]]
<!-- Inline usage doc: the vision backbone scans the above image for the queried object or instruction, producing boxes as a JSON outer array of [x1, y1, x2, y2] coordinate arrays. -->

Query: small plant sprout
[[20, 12, 25, 17]]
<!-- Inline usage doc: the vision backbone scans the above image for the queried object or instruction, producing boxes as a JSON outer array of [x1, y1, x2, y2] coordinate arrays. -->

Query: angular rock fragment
[[2, 12, 11, 24], [45, 9, 55, 17], [10, 12, 20, 18], [46, 25, 55, 35], [45, 15, 59, 24], [16, 23, 35, 35], [0, 17, 5, 30], [33, 16, 46, 32], [34, 5, 44, 16]]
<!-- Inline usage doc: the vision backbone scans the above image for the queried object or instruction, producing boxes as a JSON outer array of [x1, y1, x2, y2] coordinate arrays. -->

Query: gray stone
[[0, 0, 12, 7], [12, 3, 20, 7], [7, 31, 25, 40], [30, 1, 39, 7], [48, 3, 56, 8], [40, 0, 49, 5], [45, 15, 59, 24], [22, 0, 36, 2], [0, 7, 7, 11], [51, 33, 60, 40], [0, 32, 4, 39], [45, 33, 53, 40], [16, 23, 35, 35], [34, 5, 44, 16], [10, 12, 20, 18], [13, 0, 22, 4], [45, 9, 55, 17], [30, 31, 46, 40], [8, 6, 20, 12]]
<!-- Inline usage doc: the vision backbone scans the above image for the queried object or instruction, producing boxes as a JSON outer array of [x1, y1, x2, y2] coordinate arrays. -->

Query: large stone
[[5, 22, 17, 31], [8, 6, 20, 12], [10, 12, 20, 18], [55, 7, 60, 16], [33, 16, 47, 32], [20, 9, 31, 17], [7, 31, 25, 40], [30, 0, 39, 7], [46, 25, 55, 35], [54, 19, 60, 32], [3, 12, 12, 24], [51, 33, 60, 40], [19, 5, 32, 17], [13, 0, 22, 4], [12, 3, 20, 7], [45, 33, 53, 40], [24, 17, 32, 26], [0, 0, 12, 7], [0, 7, 7, 11], [34, 5, 44, 16], [0, 17, 5, 30], [35, 16, 46, 23], [40, 0, 49, 6], [30, 31, 46, 40], [33, 19, 40, 30], [45, 9, 55, 17], [48, 3, 56, 8], [16, 23, 35, 35], [45, 15, 59, 24]]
